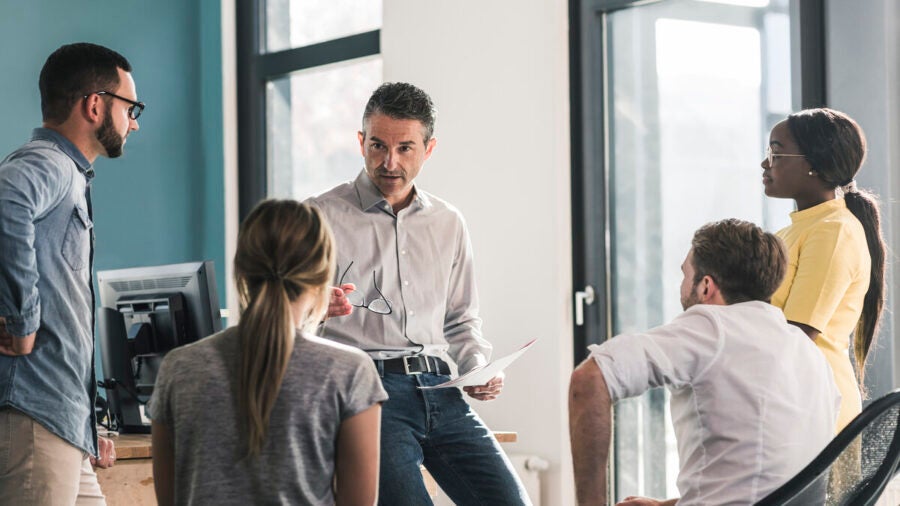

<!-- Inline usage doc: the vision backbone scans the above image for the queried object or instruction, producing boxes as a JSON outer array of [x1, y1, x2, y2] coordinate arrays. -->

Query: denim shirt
[[0, 128, 97, 456]]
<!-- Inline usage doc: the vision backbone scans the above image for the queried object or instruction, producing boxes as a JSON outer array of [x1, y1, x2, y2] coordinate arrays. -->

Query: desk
[[95, 434, 155, 505], [97, 431, 517, 503]]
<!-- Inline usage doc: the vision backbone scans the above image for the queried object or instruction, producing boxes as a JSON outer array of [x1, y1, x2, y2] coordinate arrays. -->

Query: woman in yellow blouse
[[762, 108, 886, 431]]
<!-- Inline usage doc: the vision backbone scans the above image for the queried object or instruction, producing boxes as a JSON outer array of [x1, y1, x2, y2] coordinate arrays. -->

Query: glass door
[[572, 0, 808, 500]]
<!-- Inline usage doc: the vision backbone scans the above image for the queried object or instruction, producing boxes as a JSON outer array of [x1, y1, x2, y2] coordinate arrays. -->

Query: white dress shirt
[[308, 170, 492, 374], [590, 301, 840, 505]]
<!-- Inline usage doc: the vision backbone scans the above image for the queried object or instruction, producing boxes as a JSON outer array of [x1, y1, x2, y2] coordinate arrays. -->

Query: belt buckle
[[403, 355, 432, 375]]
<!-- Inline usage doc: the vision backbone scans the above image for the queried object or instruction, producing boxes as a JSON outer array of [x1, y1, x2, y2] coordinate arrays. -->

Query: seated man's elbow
[[570, 359, 604, 403]]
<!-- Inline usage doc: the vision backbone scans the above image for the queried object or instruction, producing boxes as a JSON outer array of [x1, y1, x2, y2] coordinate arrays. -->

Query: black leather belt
[[376, 355, 451, 375]]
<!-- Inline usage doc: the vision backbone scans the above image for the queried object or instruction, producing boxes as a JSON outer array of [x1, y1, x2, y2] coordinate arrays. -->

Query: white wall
[[382, 1, 575, 504]]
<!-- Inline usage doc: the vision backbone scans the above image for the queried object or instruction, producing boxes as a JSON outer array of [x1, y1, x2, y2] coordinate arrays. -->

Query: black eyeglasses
[[85, 91, 145, 120], [338, 261, 392, 315]]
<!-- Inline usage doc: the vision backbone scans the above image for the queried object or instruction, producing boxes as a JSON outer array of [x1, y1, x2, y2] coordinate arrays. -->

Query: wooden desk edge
[[107, 434, 153, 460], [493, 431, 517, 443], [107, 430, 516, 460]]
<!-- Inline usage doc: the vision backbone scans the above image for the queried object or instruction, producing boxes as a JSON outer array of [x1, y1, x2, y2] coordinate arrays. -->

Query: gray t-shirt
[[147, 327, 388, 505]]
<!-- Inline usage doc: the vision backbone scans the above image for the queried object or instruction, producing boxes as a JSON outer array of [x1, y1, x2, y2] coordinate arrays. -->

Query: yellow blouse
[[772, 198, 870, 431]]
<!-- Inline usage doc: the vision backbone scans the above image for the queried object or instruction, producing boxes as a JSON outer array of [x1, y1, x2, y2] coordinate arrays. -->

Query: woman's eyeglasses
[[766, 146, 805, 166]]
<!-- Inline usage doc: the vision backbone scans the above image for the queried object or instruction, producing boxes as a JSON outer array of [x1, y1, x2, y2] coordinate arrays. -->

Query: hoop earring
[[808, 170, 815, 176]]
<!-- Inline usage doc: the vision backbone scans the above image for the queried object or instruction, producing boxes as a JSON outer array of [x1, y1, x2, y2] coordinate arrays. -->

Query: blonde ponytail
[[233, 200, 335, 458]]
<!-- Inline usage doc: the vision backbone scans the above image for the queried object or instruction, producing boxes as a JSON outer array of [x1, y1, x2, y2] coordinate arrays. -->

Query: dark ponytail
[[787, 108, 886, 386], [844, 189, 886, 385]]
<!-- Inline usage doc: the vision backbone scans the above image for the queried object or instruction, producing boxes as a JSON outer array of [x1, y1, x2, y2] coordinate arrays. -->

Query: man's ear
[[423, 137, 437, 160], [357, 131, 366, 156], [81, 94, 104, 124], [699, 275, 722, 304]]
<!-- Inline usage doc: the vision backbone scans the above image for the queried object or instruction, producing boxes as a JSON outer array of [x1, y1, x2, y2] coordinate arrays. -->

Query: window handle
[[575, 285, 596, 326]]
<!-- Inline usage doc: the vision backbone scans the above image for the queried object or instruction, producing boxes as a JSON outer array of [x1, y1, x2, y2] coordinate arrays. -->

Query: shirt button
[[403, 280, 409, 286], [401, 250, 407, 255], [408, 310, 415, 316]]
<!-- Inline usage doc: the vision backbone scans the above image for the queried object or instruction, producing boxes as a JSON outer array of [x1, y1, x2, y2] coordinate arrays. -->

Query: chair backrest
[[755, 389, 900, 506]]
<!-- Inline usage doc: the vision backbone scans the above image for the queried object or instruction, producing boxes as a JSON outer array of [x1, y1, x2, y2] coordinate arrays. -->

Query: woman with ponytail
[[762, 108, 886, 431], [149, 200, 387, 505]]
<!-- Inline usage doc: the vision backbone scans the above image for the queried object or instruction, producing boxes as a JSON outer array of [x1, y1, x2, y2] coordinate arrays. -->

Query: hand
[[616, 497, 677, 506], [463, 372, 504, 401], [91, 436, 116, 469], [326, 284, 355, 319], [0, 317, 36, 356]]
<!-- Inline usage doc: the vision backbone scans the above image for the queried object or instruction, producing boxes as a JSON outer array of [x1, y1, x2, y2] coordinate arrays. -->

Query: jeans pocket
[[62, 205, 92, 271]]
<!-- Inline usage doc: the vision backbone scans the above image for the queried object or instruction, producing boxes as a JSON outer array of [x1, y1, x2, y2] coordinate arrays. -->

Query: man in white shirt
[[569, 218, 840, 506], [313, 82, 529, 505]]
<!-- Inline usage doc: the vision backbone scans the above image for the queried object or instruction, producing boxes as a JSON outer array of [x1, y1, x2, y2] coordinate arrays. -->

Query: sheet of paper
[[418, 338, 537, 389]]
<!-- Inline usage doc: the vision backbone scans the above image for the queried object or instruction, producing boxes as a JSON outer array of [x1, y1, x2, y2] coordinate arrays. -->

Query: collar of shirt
[[31, 128, 94, 181], [352, 169, 432, 213]]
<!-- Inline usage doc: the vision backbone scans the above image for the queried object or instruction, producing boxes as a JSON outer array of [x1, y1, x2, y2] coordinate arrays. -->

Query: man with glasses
[[309, 82, 530, 505], [0, 43, 142, 505], [569, 219, 839, 506]]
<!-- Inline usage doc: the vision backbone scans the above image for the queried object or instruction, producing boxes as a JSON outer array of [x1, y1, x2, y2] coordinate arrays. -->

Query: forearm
[[0, 193, 42, 339], [151, 421, 176, 506], [335, 405, 380, 506], [570, 359, 612, 506], [444, 223, 491, 374]]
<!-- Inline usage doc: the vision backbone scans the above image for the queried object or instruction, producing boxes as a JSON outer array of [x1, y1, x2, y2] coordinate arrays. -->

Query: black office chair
[[755, 389, 900, 506]]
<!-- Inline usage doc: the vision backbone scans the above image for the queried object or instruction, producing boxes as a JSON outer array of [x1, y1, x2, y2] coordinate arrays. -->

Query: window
[[238, 0, 383, 217], [570, 0, 825, 499]]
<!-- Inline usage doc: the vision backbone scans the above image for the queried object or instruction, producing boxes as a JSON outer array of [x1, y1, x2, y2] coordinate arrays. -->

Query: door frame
[[568, 0, 827, 364]]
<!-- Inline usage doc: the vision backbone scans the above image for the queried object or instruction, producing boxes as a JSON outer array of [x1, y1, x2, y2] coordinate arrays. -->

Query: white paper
[[418, 338, 537, 389]]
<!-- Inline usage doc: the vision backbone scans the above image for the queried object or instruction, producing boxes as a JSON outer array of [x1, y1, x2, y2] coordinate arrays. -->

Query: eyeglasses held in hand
[[84, 91, 145, 120], [338, 261, 392, 315]]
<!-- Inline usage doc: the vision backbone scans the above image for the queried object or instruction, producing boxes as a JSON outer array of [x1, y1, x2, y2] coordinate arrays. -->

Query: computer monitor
[[97, 260, 223, 433]]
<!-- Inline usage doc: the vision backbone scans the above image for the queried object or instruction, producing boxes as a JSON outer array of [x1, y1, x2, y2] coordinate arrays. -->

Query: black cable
[[98, 378, 148, 406]]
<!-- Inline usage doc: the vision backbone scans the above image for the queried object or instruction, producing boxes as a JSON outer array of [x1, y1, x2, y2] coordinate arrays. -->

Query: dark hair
[[691, 218, 787, 304], [787, 107, 886, 383], [234, 199, 335, 459], [39, 42, 132, 124], [362, 82, 437, 142]]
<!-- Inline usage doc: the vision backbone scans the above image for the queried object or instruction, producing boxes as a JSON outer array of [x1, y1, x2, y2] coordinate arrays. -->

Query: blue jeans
[[377, 371, 531, 506]]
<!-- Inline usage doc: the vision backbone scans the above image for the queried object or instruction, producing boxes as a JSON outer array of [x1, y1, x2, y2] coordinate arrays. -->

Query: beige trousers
[[0, 407, 106, 506]]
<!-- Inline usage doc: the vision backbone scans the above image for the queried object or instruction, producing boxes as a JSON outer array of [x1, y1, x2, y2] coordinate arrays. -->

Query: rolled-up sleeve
[[0, 152, 66, 336], [589, 310, 721, 402]]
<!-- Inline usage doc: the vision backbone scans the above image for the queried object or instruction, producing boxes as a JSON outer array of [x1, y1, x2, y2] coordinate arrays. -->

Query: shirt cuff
[[457, 353, 489, 376], [3, 305, 40, 337]]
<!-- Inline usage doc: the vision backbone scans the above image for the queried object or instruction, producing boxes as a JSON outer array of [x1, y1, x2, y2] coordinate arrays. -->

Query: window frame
[[568, 0, 827, 364], [567, 0, 828, 499], [236, 1, 380, 219]]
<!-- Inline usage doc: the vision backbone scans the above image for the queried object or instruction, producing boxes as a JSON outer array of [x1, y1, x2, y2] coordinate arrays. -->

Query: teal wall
[[0, 2, 226, 381], [0, 1, 225, 298]]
